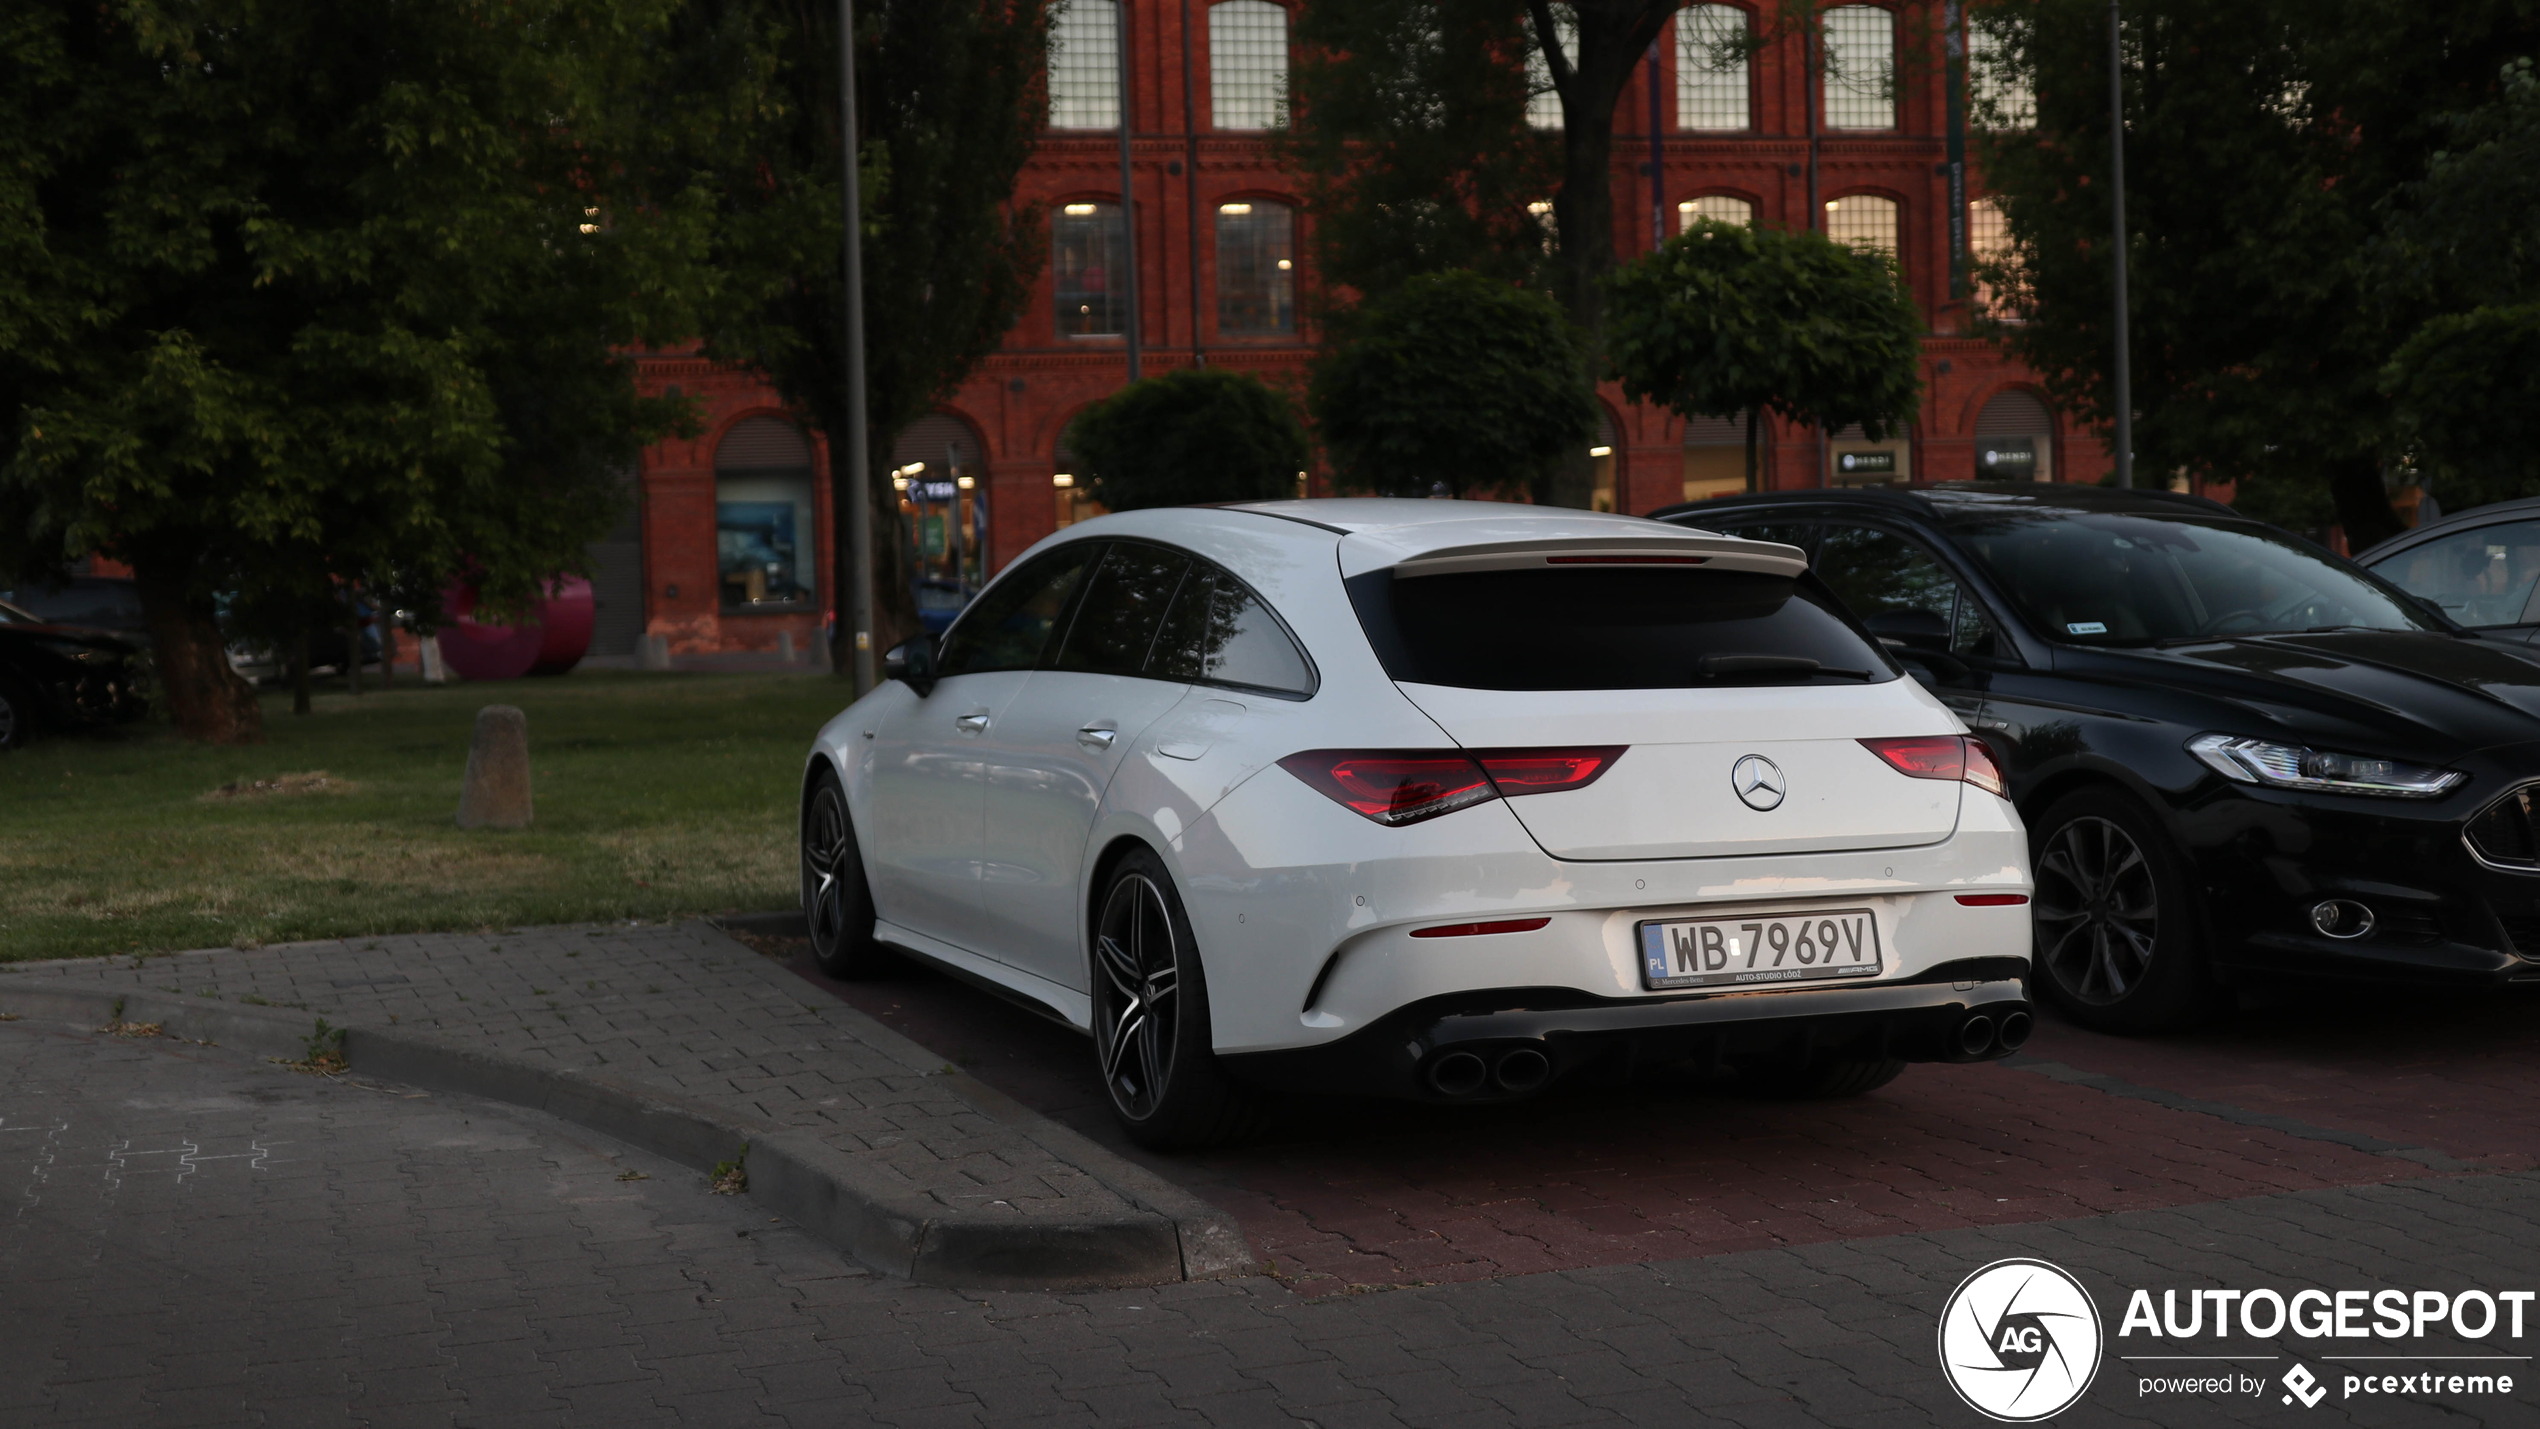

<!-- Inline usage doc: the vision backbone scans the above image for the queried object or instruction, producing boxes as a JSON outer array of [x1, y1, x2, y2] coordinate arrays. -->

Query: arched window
[[1216, 200, 1296, 335], [1210, 1, 1288, 131], [1967, 197, 2024, 319], [1967, 21, 2035, 129], [1049, 1, 1120, 129], [715, 417, 816, 610], [1527, 5, 1576, 130], [1681, 411, 1757, 501], [1053, 201, 1127, 336], [893, 414, 990, 594], [1822, 4, 1895, 130], [1974, 389, 2054, 481], [1678, 193, 1754, 230], [1676, 4, 1751, 131], [1825, 193, 1899, 263]]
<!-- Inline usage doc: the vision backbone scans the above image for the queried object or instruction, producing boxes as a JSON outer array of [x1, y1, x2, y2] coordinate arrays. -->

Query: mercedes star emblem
[[1731, 754, 1786, 811]]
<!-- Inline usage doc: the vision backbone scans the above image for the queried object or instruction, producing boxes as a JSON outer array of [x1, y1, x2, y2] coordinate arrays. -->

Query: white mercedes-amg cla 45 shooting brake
[[799, 500, 2035, 1147]]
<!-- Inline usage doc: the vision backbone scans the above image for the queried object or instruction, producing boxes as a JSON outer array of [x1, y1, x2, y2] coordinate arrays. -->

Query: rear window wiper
[[1699, 654, 1876, 680]]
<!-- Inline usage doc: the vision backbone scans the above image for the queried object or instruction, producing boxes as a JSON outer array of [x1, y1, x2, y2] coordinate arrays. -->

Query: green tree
[[2377, 58, 2540, 507], [1605, 220, 1924, 490], [1309, 270, 1598, 499], [667, 0, 1049, 667], [0, 0, 702, 743], [1284, 0, 1673, 507], [1065, 369, 1311, 511], [1975, 0, 2540, 544]]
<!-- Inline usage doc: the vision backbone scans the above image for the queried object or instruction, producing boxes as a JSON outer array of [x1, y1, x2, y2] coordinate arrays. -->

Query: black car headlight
[[2188, 733, 2464, 798]]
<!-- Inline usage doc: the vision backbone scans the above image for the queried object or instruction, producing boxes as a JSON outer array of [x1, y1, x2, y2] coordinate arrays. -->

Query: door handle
[[1076, 724, 1118, 751], [955, 712, 991, 735]]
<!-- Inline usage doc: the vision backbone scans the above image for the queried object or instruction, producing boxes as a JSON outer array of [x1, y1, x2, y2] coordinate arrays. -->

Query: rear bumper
[[1219, 958, 2031, 1102]]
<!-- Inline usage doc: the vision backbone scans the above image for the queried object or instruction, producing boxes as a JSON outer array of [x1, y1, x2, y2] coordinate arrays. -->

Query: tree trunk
[[826, 424, 919, 678], [2326, 453, 2404, 552], [131, 557, 262, 744], [292, 627, 312, 715], [345, 590, 363, 697], [1528, 0, 1678, 509]]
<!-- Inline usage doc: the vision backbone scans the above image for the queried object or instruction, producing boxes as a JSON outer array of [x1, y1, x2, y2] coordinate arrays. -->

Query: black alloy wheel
[[800, 770, 884, 978], [2029, 788, 2214, 1032], [1089, 848, 1256, 1149]]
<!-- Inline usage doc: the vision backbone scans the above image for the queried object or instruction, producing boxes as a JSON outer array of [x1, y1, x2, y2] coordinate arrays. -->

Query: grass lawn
[[0, 671, 849, 962]]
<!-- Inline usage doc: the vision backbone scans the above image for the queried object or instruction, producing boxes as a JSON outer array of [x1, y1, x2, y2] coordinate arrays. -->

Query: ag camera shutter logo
[[1939, 1258, 2104, 1421]]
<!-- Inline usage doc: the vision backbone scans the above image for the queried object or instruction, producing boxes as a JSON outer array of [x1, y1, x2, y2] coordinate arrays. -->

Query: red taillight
[[1954, 893, 2031, 907], [1279, 747, 1629, 826], [1409, 917, 1553, 938], [1859, 734, 2008, 798], [1473, 746, 1627, 796]]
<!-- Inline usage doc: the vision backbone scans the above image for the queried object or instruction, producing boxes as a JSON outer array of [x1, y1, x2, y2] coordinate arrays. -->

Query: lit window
[[1210, 1, 1288, 131], [1822, 5, 1894, 130], [1967, 22, 2035, 129], [1678, 193, 1754, 230], [1217, 201, 1295, 334], [714, 417, 816, 609], [1053, 201, 1128, 336], [1527, 5, 1576, 130], [1825, 193, 1899, 262], [1968, 197, 2025, 320], [1676, 4, 1750, 132], [1050, 1, 1120, 129]]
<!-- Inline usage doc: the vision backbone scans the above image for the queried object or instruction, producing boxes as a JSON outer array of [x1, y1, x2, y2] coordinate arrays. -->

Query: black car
[[2355, 496, 2540, 642], [0, 596, 150, 749], [1655, 482, 2540, 1032]]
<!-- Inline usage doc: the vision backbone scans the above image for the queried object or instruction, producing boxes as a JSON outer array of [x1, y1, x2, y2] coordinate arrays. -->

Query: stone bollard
[[777, 630, 796, 663], [639, 632, 672, 671], [456, 705, 533, 829]]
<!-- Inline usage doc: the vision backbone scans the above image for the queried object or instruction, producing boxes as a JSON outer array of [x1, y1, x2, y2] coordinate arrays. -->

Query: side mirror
[[1862, 607, 1953, 650], [883, 634, 938, 696]]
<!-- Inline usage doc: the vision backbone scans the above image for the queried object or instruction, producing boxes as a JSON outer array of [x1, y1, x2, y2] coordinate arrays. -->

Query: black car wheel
[[2030, 788, 2215, 1032], [0, 678, 34, 751], [800, 770, 886, 979], [1090, 848, 1257, 1149]]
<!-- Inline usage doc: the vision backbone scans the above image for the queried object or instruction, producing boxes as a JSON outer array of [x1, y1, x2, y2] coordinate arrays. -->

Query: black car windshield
[[1949, 511, 2440, 645]]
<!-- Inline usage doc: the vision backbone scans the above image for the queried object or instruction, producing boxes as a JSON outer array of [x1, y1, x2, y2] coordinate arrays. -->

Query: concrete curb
[[0, 932, 1252, 1290]]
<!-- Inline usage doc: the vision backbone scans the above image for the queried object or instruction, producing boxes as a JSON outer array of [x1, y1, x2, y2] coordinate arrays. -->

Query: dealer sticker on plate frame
[[1637, 908, 1883, 991]]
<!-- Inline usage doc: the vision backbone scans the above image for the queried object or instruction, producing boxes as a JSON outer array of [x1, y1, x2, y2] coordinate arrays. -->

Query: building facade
[[622, 0, 2104, 657]]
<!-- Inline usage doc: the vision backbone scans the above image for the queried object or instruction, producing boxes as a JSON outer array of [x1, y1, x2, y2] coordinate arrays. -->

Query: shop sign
[[1837, 450, 1898, 475], [1980, 438, 2038, 474]]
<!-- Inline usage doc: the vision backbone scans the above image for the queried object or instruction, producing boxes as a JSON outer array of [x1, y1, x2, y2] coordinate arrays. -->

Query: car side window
[[935, 543, 1100, 677], [1704, 521, 1819, 555], [1050, 542, 1193, 677], [2376, 521, 2540, 627], [1149, 564, 1316, 697], [1814, 524, 2005, 659]]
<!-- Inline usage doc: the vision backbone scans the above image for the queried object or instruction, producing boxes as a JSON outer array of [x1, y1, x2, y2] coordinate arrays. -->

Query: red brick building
[[618, 1, 2105, 658]]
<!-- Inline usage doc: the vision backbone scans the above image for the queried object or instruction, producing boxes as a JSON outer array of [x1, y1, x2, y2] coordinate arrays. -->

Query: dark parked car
[[0, 597, 149, 749], [2356, 497, 2540, 641], [0, 575, 148, 638], [1656, 482, 2540, 1031]]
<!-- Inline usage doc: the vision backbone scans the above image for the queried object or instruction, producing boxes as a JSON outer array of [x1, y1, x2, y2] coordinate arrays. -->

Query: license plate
[[1638, 908, 1883, 990]]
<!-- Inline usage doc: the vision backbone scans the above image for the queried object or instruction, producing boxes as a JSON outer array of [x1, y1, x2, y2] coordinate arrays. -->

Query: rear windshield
[[1347, 567, 1899, 691]]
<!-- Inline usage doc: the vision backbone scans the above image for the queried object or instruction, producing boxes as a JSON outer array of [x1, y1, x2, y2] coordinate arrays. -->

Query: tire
[[801, 769, 887, 979], [0, 678, 35, 751], [1089, 847, 1258, 1150], [2028, 786, 2217, 1033]]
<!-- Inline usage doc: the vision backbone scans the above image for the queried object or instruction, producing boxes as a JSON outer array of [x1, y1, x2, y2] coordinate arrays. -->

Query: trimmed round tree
[[1066, 367, 1313, 511], [1309, 270, 1598, 499], [1604, 220, 1925, 492]]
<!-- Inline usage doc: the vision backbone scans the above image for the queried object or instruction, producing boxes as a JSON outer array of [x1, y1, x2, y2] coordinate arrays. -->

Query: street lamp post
[[836, 0, 876, 691], [2107, 0, 2134, 489]]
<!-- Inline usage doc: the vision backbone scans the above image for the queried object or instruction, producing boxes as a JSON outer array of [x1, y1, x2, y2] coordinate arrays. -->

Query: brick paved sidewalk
[[0, 920, 1236, 1287]]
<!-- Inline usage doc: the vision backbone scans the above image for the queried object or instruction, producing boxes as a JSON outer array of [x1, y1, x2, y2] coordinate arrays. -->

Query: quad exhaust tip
[[1956, 1014, 1996, 1059], [1428, 1050, 1489, 1097], [1493, 1048, 1551, 1093], [1997, 1010, 2033, 1052]]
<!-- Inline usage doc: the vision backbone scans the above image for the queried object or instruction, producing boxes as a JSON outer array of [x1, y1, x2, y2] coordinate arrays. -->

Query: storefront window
[[714, 417, 816, 610], [1216, 201, 1295, 335], [1678, 194, 1755, 231], [1054, 201, 1127, 336]]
